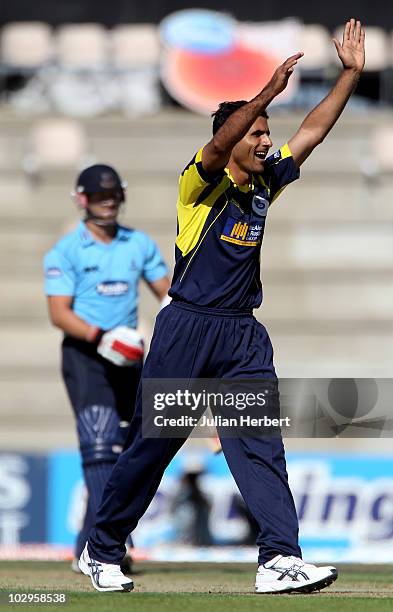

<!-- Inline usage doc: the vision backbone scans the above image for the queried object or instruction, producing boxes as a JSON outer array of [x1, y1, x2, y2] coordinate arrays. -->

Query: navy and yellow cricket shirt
[[169, 144, 299, 310]]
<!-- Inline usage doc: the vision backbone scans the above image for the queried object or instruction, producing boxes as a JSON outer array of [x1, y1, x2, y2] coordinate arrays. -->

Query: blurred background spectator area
[[1, 7, 393, 451], [0, 18, 393, 116]]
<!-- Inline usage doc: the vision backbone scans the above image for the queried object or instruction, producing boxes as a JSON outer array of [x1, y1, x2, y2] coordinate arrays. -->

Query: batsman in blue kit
[[80, 19, 365, 594], [44, 164, 170, 572]]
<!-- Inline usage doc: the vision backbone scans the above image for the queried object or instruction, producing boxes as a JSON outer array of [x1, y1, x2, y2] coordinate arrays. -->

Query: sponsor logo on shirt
[[220, 219, 263, 247], [96, 281, 129, 296], [84, 265, 99, 273], [45, 267, 63, 278]]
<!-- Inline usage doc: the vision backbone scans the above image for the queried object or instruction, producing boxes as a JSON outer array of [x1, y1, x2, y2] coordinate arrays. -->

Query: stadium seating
[[0, 21, 53, 70], [362, 26, 390, 72], [0, 111, 393, 452], [22, 118, 90, 187], [111, 24, 160, 68], [299, 24, 333, 74], [28, 119, 88, 167], [0, 19, 393, 451], [1, 21, 393, 113], [370, 124, 393, 173], [55, 23, 108, 70], [111, 24, 161, 116]]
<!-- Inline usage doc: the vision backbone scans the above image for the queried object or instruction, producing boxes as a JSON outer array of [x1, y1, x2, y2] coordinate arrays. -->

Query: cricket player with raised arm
[[79, 19, 365, 594]]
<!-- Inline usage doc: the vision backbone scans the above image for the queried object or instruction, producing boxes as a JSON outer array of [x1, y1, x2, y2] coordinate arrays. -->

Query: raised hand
[[333, 19, 365, 73], [267, 52, 304, 97]]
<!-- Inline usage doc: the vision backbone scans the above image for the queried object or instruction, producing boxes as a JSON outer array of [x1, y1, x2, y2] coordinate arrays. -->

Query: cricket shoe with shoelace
[[78, 544, 134, 592], [255, 555, 338, 594]]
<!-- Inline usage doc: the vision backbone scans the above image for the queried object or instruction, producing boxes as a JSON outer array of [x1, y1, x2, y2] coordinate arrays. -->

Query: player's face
[[86, 190, 123, 224], [231, 116, 273, 174]]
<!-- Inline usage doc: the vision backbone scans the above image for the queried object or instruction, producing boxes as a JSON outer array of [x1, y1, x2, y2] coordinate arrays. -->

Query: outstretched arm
[[202, 53, 303, 174], [288, 19, 365, 168]]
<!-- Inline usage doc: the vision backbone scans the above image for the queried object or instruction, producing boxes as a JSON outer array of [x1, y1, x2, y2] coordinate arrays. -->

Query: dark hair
[[211, 101, 269, 135]]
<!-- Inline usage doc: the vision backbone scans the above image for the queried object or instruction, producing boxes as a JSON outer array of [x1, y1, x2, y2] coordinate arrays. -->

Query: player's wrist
[[85, 325, 105, 344], [342, 66, 361, 79], [256, 86, 274, 106]]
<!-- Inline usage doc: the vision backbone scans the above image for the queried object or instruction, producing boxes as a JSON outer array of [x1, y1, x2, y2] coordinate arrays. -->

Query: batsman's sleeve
[[142, 235, 168, 282], [265, 143, 300, 204], [44, 248, 76, 295], [179, 147, 225, 207]]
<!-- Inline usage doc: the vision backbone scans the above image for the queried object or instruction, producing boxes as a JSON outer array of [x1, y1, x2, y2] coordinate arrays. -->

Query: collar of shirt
[[224, 168, 270, 192], [224, 168, 256, 192], [77, 221, 130, 247]]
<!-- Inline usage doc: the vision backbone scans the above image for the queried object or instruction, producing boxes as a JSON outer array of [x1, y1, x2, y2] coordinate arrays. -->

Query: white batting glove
[[97, 326, 144, 367]]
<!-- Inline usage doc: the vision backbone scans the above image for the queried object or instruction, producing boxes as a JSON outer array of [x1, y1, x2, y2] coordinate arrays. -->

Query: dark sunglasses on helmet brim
[[86, 190, 124, 203]]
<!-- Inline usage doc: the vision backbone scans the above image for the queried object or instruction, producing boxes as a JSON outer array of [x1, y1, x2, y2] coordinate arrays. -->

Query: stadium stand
[[0, 110, 393, 453], [55, 23, 108, 70], [371, 124, 393, 173], [111, 24, 160, 67], [0, 21, 53, 71], [0, 17, 393, 454], [0, 22, 53, 110], [111, 24, 161, 115], [1, 21, 393, 113], [298, 24, 333, 75], [27, 118, 89, 169]]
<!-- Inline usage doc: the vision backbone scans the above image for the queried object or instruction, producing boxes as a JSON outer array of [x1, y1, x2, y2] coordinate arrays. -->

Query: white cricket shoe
[[255, 555, 338, 594], [78, 543, 134, 592]]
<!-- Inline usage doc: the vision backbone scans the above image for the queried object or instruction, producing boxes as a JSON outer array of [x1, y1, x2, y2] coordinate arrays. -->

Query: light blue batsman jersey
[[44, 221, 167, 330]]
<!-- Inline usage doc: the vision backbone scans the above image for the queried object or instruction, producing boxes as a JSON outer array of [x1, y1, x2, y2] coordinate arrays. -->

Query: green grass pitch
[[0, 561, 392, 611]]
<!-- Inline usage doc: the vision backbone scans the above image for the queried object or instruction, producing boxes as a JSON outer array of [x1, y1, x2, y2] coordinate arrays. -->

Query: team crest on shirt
[[251, 193, 269, 217], [220, 218, 263, 247]]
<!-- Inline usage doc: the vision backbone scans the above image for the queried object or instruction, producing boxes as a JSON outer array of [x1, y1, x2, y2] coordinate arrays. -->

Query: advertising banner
[[160, 11, 301, 114], [47, 451, 84, 546], [0, 453, 47, 545], [2, 449, 393, 562]]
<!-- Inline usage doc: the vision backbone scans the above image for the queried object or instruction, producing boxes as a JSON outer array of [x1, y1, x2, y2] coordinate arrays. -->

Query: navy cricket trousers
[[62, 337, 141, 558], [88, 302, 301, 565]]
